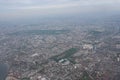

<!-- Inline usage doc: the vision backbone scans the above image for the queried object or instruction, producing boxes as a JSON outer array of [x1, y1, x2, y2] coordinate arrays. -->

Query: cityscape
[[0, 0, 120, 80]]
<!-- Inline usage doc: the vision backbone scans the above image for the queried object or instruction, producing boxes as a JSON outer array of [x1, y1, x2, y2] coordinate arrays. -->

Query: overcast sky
[[0, 0, 120, 21]]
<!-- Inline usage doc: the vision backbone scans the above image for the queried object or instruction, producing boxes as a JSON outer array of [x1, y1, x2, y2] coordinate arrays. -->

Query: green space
[[89, 30, 102, 37], [50, 48, 79, 62], [90, 30, 102, 34], [81, 71, 92, 80], [9, 30, 69, 35], [21, 77, 30, 80]]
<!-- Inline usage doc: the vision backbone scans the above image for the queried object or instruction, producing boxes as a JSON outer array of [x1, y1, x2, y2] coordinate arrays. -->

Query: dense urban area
[[0, 17, 120, 80]]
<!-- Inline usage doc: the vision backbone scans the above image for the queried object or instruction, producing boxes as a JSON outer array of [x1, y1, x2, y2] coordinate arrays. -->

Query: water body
[[0, 63, 9, 80]]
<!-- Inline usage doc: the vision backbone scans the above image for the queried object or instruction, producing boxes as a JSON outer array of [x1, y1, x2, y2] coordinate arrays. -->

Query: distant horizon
[[0, 0, 120, 22]]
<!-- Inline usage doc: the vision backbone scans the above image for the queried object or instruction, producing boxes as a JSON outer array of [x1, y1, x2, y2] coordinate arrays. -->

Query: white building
[[83, 44, 93, 50]]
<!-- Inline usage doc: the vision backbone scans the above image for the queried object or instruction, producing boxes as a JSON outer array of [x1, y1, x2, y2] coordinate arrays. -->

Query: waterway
[[0, 63, 9, 80]]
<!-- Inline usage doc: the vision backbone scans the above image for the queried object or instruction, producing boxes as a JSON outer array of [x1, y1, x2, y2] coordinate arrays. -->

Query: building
[[83, 44, 93, 50]]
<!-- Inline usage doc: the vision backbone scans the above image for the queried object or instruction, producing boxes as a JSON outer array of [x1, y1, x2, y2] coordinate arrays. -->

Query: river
[[0, 63, 9, 80]]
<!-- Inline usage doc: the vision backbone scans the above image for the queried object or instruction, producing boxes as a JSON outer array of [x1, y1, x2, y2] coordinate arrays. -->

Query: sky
[[0, 0, 120, 21]]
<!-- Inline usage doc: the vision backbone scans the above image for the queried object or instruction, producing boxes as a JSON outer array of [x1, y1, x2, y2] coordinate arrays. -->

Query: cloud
[[1, 0, 120, 9], [0, 0, 120, 21]]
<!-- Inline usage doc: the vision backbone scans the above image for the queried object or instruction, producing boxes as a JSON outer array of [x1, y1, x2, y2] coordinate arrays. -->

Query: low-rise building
[[83, 44, 93, 50]]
